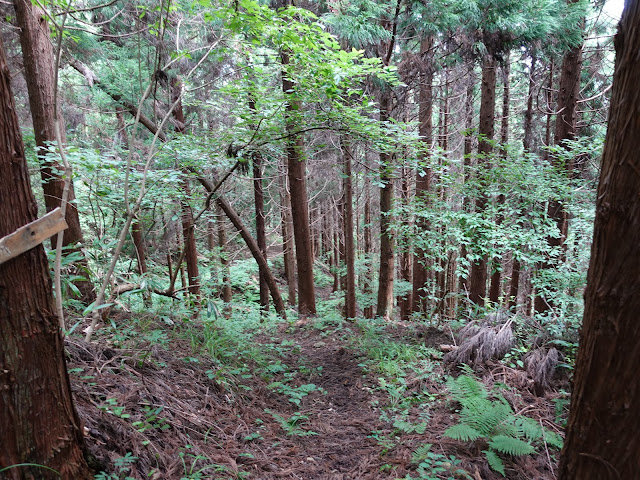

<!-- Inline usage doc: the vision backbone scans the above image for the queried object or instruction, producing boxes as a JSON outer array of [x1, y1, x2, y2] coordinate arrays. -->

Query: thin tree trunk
[[281, 49, 316, 316], [342, 139, 357, 319], [280, 166, 297, 306], [489, 56, 510, 304], [216, 205, 232, 315], [171, 77, 200, 301], [376, 91, 396, 320], [13, 0, 95, 303], [398, 166, 412, 321], [412, 36, 434, 315], [459, 66, 476, 300], [559, 5, 640, 475], [536, 15, 583, 314], [0, 35, 91, 479], [469, 54, 497, 307], [363, 156, 374, 319], [248, 96, 269, 313]]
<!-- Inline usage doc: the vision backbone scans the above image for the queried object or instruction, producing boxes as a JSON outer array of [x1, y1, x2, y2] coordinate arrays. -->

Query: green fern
[[444, 374, 562, 477], [489, 435, 535, 456], [444, 424, 482, 442], [483, 449, 505, 476]]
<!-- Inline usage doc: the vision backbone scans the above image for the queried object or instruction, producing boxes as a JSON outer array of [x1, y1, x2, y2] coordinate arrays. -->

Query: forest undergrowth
[[67, 292, 566, 480]]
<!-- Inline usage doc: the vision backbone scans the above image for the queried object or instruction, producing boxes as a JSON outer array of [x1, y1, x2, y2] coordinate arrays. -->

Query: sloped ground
[[66, 314, 565, 479]]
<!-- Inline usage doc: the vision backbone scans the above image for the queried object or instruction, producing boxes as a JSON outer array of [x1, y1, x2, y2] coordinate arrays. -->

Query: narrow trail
[[68, 318, 414, 479], [258, 324, 400, 479]]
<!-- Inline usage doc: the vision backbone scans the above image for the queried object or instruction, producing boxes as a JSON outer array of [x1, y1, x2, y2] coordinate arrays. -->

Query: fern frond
[[447, 375, 488, 401], [411, 443, 432, 463], [515, 417, 543, 442], [542, 430, 564, 449], [484, 449, 506, 476], [489, 435, 535, 456], [444, 424, 482, 442]]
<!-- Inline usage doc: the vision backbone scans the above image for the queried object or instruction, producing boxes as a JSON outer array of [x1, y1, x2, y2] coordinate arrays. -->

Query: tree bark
[[171, 77, 200, 301], [412, 36, 434, 315], [559, 4, 640, 476], [0, 35, 91, 480], [13, 0, 95, 303], [249, 96, 269, 313], [489, 56, 510, 305], [216, 205, 232, 314], [341, 139, 357, 319], [376, 91, 396, 320], [281, 49, 316, 316], [459, 67, 476, 300], [280, 167, 297, 306], [469, 54, 497, 307], [363, 155, 374, 319]]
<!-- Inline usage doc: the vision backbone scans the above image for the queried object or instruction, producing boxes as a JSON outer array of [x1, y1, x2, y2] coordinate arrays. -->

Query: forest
[[1, 0, 638, 478]]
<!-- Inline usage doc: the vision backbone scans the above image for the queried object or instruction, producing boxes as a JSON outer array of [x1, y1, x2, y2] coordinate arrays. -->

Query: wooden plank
[[0, 208, 68, 265]]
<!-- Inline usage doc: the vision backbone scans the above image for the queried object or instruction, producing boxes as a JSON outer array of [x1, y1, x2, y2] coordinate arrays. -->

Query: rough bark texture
[[0, 35, 91, 480], [469, 54, 496, 307], [13, 0, 94, 302], [341, 139, 357, 319], [376, 91, 395, 320], [559, 5, 640, 477], [281, 50, 316, 316], [412, 36, 434, 315]]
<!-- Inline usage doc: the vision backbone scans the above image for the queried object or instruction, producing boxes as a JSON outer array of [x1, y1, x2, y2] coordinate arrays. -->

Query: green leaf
[[484, 450, 505, 476], [488, 435, 535, 456], [444, 424, 482, 442]]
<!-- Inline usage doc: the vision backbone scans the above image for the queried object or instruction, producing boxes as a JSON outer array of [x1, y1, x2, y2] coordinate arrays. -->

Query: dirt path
[[256, 325, 401, 479], [68, 320, 413, 479]]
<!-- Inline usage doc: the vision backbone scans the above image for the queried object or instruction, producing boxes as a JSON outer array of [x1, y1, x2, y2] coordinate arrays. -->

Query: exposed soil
[[67, 314, 565, 480]]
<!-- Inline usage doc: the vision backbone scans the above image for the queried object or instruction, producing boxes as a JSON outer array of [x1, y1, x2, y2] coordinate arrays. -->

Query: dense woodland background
[[0, 0, 633, 478]]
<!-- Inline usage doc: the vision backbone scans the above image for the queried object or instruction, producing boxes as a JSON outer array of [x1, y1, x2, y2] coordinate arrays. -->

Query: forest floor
[[67, 302, 566, 480]]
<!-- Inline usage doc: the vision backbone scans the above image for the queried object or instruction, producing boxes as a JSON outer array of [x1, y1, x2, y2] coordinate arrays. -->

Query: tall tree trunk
[[469, 54, 497, 307], [281, 49, 316, 316], [510, 53, 537, 311], [341, 139, 357, 319], [171, 77, 200, 301], [363, 155, 374, 319], [398, 166, 412, 321], [247, 95, 269, 313], [376, 91, 396, 320], [13, 0, 95, 303], [180, 178, 200, 300], [536, 14, 583, 314], [559, 5, 640, 475], [412, 36, 434, 315], [489, 56, 510, 305], [0, 35, 91, 479], [280, 167, 296, 306]]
